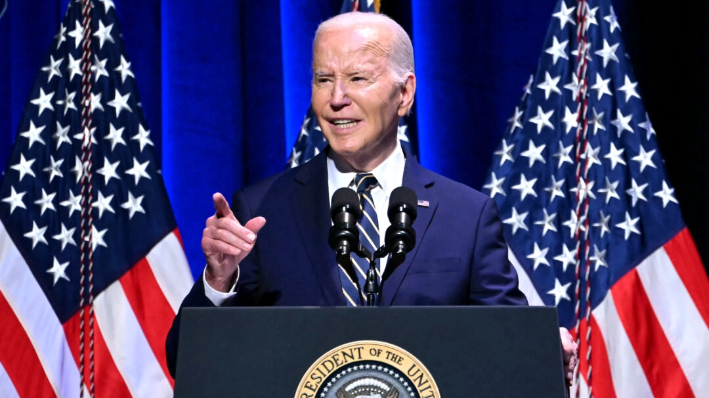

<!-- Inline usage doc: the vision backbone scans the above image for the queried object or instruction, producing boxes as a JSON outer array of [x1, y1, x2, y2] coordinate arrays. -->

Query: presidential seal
[[295, 341, 439, 398]]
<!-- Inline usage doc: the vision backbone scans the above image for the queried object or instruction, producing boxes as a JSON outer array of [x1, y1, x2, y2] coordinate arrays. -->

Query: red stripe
[[611, 269, 694, 398], [0, 292, 56, 398], [63, 307, 132, 397], [120, 258, 176, 385], [663, 228, 709, 329]]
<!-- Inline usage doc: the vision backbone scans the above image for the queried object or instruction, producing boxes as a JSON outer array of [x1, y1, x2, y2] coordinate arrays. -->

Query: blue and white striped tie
[[339, 173, 380, 306]]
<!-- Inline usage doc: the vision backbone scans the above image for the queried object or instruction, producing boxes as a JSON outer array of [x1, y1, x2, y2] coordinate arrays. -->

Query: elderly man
[[166, 11, 576, 384]]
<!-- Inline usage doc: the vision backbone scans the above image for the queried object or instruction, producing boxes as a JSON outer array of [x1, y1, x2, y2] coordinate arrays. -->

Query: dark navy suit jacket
[[166, 148, 527, 376]]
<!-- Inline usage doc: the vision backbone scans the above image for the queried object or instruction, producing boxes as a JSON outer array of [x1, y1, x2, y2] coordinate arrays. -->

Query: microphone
[[328, 188, 362, 282], [383, 187, 417, 279]]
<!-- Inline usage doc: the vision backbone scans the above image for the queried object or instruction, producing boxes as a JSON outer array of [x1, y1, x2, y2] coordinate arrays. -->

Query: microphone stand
[[364, 247, 389, 307]]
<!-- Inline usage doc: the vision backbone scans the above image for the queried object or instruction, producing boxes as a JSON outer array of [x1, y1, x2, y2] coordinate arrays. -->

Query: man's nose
[[330, 79, 352, 108]]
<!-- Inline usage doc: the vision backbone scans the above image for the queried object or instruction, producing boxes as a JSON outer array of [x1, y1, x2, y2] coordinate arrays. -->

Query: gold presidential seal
[[295, 340, 440, 398]]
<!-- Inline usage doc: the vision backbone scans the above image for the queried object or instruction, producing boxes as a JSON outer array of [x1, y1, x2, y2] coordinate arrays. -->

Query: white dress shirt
[[204, 143, 406, 305]]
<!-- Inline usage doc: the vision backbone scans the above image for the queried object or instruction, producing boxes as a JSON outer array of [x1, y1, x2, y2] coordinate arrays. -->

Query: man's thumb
[[244, 217, 267, 235]]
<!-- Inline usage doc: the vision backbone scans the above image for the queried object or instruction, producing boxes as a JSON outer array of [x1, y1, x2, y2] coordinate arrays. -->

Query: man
[[166, 11, 576, 383]]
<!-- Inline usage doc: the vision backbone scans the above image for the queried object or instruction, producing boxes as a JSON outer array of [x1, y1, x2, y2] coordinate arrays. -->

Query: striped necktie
[[339, 173, 380, 306]]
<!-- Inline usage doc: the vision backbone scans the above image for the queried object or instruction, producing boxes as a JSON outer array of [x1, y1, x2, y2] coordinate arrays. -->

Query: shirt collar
[[327, 142, 406, 196]]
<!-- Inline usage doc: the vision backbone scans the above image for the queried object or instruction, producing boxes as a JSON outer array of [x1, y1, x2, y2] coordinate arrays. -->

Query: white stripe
[[94, 281, 173, 398], [570, 374, 589, 398], [0, 222, 79, 398], [592, 292, 653, 398], [341, 288, 357, 306], [145, 231, 193, 313], [636, 246, 709, 396], [0, 360, 21, 398], [508, 250, 544, 305]]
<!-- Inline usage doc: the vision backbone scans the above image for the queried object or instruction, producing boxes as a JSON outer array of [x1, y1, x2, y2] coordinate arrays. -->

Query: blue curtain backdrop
[[2, 0, 707, 279]]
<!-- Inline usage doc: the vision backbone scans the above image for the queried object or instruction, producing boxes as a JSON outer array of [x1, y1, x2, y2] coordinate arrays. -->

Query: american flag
[[0, 1, 192, 397], [485, 0, 709, 397], [287, 0, 413, 168]]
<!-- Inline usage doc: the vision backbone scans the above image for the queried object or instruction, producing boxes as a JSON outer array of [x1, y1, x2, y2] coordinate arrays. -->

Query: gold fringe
[[374, 0, 381, 13]]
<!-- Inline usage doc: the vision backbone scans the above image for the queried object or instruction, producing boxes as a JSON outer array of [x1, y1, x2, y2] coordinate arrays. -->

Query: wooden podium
[[174, 306, 567, 397]]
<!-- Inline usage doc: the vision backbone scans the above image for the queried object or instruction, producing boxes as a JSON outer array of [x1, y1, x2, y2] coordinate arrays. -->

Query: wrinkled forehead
[[313, 26, 391, 66]]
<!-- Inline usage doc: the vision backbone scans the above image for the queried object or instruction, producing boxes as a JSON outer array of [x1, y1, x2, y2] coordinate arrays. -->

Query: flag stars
[[54, 23, 67, 49], [88, 225, 108, 251], [590, 108, 606, 135], [553, 141, 573, 169], [626, 178, 648, 207], [590, 245, 608, 271], [564, 74, 582, 101], [52, 224, 77, 251], [598, 177, 620, 204], [605, 142, 626, 170], [503, 208, 529, 235], [554, 244, 577, 273], [108, 89, 132, 117], [73, 125, 97, 146], [638, 114, 656, 141], [131, 125, 154, 152], [67, 21, 83, 48], [289, 148, 302, 168], [552, 1, 576, 29], [24, 221, 48, 249], [90, 92, 104, 114], [67, 53, 82, 81], [527, 243, 551, 271], [544, 175, 566, 202], [105, 123, 127, 151], [56, 88, 78, 116], [97, 157, 121, 185], [536, 72, 561, 99], [2, 187, 27, 214], [570, 178, 595, 202], [529, 106, 554, 133], [520, 140, 546, 168], [618, 76, 640, 103], [30, 88, 55, 116], [41, 55, 64, 83], [93, 191, 115, 219], [591, 73, 612, 100], [494, 140, 515, 166], [70, 156, 86, 184], [34, 189, 57, 216], [534, 209, 557, 237], [121, 192, 146, 219], [631, 146, 657, 172], [11, 154, 36, 182], [115, 55, 135, 83], [60, 190, 82, 217], [616, 211, 641, 240], [126, 157, 152, 185], [604, 6, 621, 33], [42, 155, 64, 183], [91, 55, 109, 82], [547, 278, 571, 306], [561, 106, 579, 134], [47, 257, 70, 285], [19, 121, 46, 149], [508, 107, 524, 133], [93, 20, 115, 49], [397, 124, 409, 142], [512, 174, 538, 200], [611, 110, 634, 137], [563, 210, 586, 238], [595, 39, 620, 67], [581, 144, 602, 170], [593, 211, 611, 238], [583, 4, 599, 30], [654, 181, 678, 208], [483, 172, 506, 199], [545, 36, 569, 65]]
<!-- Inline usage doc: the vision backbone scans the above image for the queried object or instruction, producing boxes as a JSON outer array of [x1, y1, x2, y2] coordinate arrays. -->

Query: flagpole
[[79, 0, 96, 396]]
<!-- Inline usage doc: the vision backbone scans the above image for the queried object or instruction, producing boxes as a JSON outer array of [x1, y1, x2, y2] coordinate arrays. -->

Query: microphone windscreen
[[331, 188, 362, 219], [388, 187, 417, 220]]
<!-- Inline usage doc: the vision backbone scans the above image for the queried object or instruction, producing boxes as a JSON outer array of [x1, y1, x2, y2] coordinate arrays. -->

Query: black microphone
[[384, 187, 417, 277], [328, 188, 362, 283]]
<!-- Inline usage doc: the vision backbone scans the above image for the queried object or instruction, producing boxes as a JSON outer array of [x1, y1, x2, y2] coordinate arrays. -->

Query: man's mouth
[[331, 119, 360, 129]]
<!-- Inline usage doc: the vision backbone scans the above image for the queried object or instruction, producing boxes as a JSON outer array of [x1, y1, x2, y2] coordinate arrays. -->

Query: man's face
[[311, 26, 411, 170]]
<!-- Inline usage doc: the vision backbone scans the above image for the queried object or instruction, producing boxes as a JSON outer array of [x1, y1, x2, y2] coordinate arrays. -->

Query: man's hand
[[560, 327, 578, 387], [202, 193, 266, 292]]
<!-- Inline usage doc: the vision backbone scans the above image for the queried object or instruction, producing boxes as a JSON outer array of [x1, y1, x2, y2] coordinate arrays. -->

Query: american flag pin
[[417, 200, 429, 208]]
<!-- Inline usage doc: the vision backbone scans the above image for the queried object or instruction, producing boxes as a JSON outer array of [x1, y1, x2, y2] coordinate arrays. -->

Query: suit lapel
[[381, 158, 438, 306], [290, 151, 346, 306]]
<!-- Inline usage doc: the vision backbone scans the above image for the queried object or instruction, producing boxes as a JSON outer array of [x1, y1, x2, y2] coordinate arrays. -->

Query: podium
[[174, 306, 567, 397]]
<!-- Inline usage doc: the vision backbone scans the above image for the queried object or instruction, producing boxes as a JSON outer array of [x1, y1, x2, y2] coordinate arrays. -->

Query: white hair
[[314, 12, 415, 85]]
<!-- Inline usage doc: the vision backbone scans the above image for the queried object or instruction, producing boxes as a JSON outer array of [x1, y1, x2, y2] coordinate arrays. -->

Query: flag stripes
[[664, 229, 709, 328], [0, 227, 189, 397]]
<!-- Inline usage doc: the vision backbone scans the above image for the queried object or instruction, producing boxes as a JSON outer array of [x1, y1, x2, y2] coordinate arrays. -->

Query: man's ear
[[398, 73, 416, 117]]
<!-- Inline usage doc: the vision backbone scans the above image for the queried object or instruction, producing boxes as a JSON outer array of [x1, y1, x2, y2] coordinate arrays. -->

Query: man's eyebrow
[[313, 71, 333, 78]]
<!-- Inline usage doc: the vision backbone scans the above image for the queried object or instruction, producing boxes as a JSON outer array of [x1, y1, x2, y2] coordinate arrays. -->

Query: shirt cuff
[[202, 266, 238, 306]]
